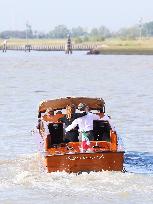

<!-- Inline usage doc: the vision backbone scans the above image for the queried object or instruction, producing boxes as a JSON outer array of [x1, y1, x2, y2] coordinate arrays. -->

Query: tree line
[[1, 21, 153, 41]]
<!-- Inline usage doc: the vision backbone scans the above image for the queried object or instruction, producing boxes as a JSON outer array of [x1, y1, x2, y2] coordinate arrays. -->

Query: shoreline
[[87, 48, 153, 55], [1, 38, 153, 55]]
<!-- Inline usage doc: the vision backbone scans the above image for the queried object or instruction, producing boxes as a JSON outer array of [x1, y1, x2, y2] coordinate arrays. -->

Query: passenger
[[65, 103, 100, 141], [42, 108, 55, 122], [44, 108, 64, 123], [36, 111, 46, 131], [59, 104, 86, 142], [99, 108, 116, 132], [46, 108, 54, 115], [36, 118, 41, 131], [56, 110, 62, 114], [98, 108, 123, 149]]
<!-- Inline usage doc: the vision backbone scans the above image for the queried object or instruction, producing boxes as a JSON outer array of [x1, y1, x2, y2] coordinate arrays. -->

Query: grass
[[0, 38, 66, 46], [102, 38, 153, 48], [1, 37, 153, 54]]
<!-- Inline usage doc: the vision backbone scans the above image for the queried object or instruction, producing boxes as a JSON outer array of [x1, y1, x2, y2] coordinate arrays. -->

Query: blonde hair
[[66, 104, 75, 119]]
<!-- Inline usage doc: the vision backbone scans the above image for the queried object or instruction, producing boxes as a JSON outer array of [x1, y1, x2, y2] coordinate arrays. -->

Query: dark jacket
[[59, 112, 86, 142]]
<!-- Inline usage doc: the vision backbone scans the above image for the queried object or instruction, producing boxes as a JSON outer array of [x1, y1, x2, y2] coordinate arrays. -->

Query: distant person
[[3, 40, 7, 52], [65, 34, 72, 54]]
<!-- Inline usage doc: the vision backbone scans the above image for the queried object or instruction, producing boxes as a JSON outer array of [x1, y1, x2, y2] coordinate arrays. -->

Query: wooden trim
[[39, 97, 105, 112]]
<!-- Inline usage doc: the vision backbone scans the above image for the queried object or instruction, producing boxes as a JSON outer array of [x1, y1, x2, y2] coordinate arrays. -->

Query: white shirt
[[3, 40, 7, 45], [100, 114, 116, 131], [65, 112, 100, 132], [43, 121, 50, 135]]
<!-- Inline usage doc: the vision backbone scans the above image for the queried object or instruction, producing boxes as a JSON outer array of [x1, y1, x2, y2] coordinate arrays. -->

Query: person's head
[[46, 108, 54, 116], [66, 104, 76, 119], [56, 110, 62, 114], [78, 103, 89, 112], [70, 104, 76, 114], [99, 107, 105, 116]]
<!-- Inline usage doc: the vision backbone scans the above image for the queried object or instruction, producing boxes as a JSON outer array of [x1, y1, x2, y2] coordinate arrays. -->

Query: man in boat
[[37, 108, 62, 129], [65, 103, 100, 141], [98, 108, 116, 132], [59, 104, 86, 142], [98, 108, 124, 150], [36, 108, 55, 132]]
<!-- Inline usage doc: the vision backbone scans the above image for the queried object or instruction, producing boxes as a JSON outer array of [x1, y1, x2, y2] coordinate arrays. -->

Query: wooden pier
[[0, 44, 97, 52]]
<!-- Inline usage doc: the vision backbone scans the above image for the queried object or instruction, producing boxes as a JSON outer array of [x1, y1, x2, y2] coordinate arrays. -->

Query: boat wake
[[0, 152, 153, 204], [0, 151, 152, 192]]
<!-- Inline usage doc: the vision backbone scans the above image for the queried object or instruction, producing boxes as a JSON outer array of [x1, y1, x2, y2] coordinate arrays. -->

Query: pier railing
[[0, 44, 98, 52]]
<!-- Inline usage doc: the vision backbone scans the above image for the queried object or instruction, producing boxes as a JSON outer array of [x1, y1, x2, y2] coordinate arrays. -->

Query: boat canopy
[[38, 97, 105, 112]]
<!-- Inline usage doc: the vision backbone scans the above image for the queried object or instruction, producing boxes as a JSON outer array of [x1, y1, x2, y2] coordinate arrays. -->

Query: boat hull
[[44, 151, 124, 173]]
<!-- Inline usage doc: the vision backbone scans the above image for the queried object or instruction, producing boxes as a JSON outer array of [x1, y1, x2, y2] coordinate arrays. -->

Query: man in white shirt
[[65, 103, 100, 141], [98, 108, 116, 132]]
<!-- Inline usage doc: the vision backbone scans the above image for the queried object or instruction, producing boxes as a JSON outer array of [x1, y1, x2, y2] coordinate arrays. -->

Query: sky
[[0, 0, 153, 32]]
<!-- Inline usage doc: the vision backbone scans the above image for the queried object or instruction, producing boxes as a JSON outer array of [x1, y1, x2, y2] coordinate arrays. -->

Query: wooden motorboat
[[34, 97, 124, 173]]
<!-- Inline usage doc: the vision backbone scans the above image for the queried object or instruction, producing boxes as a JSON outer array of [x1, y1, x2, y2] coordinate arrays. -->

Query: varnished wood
[[44, 152, 124, 173], [39, 97, 105, 112], [42, 114, 65, 122]]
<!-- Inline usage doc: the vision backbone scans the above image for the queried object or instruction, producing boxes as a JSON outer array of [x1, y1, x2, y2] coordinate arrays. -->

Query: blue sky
[[0, 0, 153, 31]]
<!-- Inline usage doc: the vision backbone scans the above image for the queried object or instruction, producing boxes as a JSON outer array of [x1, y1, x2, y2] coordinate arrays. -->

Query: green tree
[[26, 23, 33, 38], [143, 21, 153, 37], [90, 28, 99, 37], [49, 25, 69, 38], [117, 27, 139, 39], [71, 26, 87, 37], [74, 37, 83, 43], [99, 26, 111, 37]]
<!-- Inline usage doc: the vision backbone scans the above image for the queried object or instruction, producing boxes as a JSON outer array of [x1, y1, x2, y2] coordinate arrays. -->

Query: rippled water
[[0, 51, 153, 203]]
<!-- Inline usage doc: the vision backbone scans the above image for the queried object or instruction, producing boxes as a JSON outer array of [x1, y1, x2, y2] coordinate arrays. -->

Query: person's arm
[[75, 112, 87, 119], [93, 113, 100, 120], [36, 119, 41, 129], [38, 112, 41, 118], [65, 118, 79, 132], [43, 121, 50, 135], [108, 119, 116, 131], [58, 117, 64, 122], [102, 115, 116, 131]]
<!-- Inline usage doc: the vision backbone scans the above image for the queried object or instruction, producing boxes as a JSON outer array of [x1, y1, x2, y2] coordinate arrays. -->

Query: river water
[[0, 51, 153, 204]]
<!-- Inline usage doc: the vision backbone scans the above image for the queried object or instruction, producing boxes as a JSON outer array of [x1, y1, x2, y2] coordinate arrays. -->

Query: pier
[[0, 44, 97, 52]]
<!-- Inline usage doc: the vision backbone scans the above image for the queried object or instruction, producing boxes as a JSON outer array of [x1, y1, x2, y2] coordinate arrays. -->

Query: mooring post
[[65, 34, 72, 54], [2, 40, 7, 52], [25, 44, 31, 52]]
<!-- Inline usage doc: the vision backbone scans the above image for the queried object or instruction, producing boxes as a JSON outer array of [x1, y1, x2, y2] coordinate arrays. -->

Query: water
[[0, 51, 153, 204]]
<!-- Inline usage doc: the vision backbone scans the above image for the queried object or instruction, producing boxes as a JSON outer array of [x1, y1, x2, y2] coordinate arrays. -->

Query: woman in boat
[[59, 104, 86, 142]]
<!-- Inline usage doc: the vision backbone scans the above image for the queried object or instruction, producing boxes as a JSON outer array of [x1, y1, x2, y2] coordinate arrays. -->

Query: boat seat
[[47, 123, 64, 148], [93, 120, 111, 142]]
